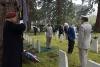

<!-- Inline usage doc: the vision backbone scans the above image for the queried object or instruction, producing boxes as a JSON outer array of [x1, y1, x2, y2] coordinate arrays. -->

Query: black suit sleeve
[[8, 23, 26, 34]]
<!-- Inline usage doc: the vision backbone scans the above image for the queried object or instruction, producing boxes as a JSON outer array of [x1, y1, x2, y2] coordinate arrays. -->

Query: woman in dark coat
[[2, 11, 26, 67]]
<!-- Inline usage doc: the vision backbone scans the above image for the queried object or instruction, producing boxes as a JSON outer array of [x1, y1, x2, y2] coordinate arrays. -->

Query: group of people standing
[[1, 10, 92, 67], [45, 22, 76, 54], [45, 16, 92, 67]]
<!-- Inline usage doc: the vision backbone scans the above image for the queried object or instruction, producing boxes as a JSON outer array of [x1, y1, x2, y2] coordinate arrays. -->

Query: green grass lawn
[[23, 32, 100, 67]]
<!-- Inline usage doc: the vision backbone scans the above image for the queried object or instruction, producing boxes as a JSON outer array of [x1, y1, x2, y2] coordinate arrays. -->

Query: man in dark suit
[[2, 11, 26, 67], [64, 23, 75, 54], [67, 25, 75, 54]]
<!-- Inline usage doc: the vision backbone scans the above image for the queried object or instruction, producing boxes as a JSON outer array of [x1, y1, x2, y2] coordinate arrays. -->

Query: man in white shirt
[[78, 17, 92, 67], [45, 24, 53, 49]]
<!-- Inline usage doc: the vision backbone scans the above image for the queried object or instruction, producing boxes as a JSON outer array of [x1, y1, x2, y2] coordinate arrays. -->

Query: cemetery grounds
[[22, 32, 100, 67]]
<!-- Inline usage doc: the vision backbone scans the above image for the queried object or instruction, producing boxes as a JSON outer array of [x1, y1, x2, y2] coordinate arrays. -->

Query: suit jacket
[[67, 26, 75, 41], [78, 22, 92, 49]]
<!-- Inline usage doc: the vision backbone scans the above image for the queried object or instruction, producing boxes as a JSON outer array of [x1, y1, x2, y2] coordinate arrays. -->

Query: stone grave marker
[[91, 38, 99, 53], [59, 50, 68, 67], [36, 40, 41, 53], [86, 60, 100, 67], [32, 38, 36, 49]]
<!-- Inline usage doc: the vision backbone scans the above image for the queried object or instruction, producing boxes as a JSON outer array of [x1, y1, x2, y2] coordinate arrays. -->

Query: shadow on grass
[[40, 46, 59, 52]]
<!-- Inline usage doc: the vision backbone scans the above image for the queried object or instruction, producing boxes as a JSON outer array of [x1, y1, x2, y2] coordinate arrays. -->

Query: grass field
[[23, 32, 100, 67]]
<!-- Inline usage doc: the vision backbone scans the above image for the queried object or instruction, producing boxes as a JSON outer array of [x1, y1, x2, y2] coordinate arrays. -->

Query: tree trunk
[[27, 0, 32, 32], [56, 0, 62, 24], [95, 1, 100, 32], [27, 8, 31, 32], [22, 0, 31, 32], [0, 1, 6, 64], [56, 0, 66, 24]]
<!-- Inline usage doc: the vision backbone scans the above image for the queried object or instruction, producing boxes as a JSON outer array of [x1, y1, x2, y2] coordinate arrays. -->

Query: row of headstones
[[23, 33, 68, 67], [23, 34, 41, 53], [23, 33, 100, 67], [59, 50, 100, 67]]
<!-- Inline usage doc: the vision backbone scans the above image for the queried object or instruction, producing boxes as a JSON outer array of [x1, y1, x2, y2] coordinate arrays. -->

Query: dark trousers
[[46, 36, 52, 48], [68, 38, 75, 54]]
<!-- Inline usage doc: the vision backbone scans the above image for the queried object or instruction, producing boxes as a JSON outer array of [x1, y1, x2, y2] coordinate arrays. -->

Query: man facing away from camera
[[78, 16, 92, 67]]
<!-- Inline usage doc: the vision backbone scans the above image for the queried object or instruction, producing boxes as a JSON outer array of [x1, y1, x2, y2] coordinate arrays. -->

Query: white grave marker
[[36, 40, 41, 53], [60, 34, 64, 42], [56, 31, 59, 39], [91, 39, 99, 53], [32, 38, 36, 48], [29, 37, 32, 44], [87, 60, 100, 67], [27, 36, 30, 44], [59, 50, 68, 67]]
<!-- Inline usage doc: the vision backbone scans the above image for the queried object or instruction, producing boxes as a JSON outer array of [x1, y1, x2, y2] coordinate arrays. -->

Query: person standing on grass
[[58, 24, 64, 42], [67, 24, 75, 54], [45, 24, 53, 49], [2, 11, 26, 67], [33, 26, 38, 35], [78, 17, 92, 67]]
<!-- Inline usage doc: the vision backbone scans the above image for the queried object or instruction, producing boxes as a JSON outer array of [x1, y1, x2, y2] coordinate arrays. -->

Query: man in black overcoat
[[2, 11, 26, 67]]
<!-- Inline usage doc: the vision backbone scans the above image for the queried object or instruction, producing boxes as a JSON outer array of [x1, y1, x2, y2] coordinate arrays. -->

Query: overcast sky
[[72, 0, 98, 15], [72, 0, 82, 4]]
